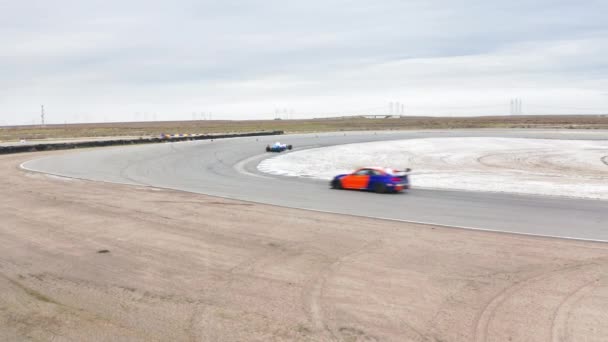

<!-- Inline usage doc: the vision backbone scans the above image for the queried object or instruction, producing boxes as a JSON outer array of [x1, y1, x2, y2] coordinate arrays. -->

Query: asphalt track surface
[[23, 130, 608, 242]]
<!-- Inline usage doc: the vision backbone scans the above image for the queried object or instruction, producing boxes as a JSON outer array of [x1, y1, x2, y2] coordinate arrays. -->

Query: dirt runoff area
[[1, 151, 608, 342]]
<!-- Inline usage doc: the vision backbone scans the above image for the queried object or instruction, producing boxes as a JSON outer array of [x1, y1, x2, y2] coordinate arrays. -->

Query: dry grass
[[2, 115, 608, 141]]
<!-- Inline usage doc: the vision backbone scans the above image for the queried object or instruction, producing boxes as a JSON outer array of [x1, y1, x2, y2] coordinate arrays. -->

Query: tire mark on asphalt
[[117, 144, 183, 186], [119, 159, 148, 186], [601, 155, 608, 167], [234, 153, 274, 180]]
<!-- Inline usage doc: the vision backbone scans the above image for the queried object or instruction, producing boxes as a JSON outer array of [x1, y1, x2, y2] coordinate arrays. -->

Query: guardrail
[[0, 130, 284, 155]]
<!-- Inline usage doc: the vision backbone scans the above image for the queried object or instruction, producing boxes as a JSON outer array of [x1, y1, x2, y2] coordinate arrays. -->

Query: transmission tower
[[510, 98, 523, 115]]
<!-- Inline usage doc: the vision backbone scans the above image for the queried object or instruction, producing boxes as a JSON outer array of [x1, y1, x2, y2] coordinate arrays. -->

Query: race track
[[22, 130, 608, 241]]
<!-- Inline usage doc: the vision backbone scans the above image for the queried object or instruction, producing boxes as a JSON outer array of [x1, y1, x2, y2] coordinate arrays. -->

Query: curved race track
[[23, 130, 608, 241]]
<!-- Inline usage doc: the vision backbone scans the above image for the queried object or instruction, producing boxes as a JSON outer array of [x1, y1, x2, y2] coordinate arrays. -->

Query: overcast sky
[[1, 0, 607, 124]]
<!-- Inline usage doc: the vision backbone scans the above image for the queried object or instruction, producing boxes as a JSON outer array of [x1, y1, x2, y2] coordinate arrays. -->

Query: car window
[[354, 169, 369, 175]]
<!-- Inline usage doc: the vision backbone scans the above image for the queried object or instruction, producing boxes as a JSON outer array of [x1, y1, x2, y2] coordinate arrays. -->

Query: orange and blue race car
[[330, 167, 411, 193]]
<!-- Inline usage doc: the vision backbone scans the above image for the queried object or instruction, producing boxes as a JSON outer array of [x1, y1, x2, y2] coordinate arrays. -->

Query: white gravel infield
[[258, 137, 608, 200]]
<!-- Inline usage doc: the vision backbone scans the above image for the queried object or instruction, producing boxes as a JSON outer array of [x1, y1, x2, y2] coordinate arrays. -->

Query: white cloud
[[1, 0, 607, 124]]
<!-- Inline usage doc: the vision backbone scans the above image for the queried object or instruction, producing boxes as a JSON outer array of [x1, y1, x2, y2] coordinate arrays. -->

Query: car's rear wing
[[392, 168, 412, 177]]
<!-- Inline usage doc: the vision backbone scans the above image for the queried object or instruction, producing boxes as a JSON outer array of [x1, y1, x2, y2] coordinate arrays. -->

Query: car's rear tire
[[331, 179, 342, 189], [266, 146, 271, 152], [374, 183, 386, 193], [287, 145, 293, 150]]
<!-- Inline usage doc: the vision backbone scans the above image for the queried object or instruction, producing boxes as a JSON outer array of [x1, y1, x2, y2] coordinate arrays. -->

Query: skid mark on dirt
[[551, 277, 602, 342], [473, 262, 600, 342], [0, 272, 154, 341], [305, 240, 383, 340], [1, 274, 60, 306], [338, 326, 380, 341]]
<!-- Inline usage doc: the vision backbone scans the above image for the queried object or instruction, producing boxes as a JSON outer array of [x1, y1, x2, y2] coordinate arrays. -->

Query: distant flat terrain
[[2, 115, 608, 142]]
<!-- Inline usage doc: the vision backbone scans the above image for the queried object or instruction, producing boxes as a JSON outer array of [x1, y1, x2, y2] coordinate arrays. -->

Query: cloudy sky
[[1, 0, 607, 124]]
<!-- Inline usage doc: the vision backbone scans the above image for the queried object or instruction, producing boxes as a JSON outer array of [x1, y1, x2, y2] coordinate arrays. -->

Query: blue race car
[[330, 167, 411, 193], [266, 142, 293, 152]]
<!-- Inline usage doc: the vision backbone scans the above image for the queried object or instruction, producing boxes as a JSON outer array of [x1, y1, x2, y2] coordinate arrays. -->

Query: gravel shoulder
[[1, 151, 608, 342]]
